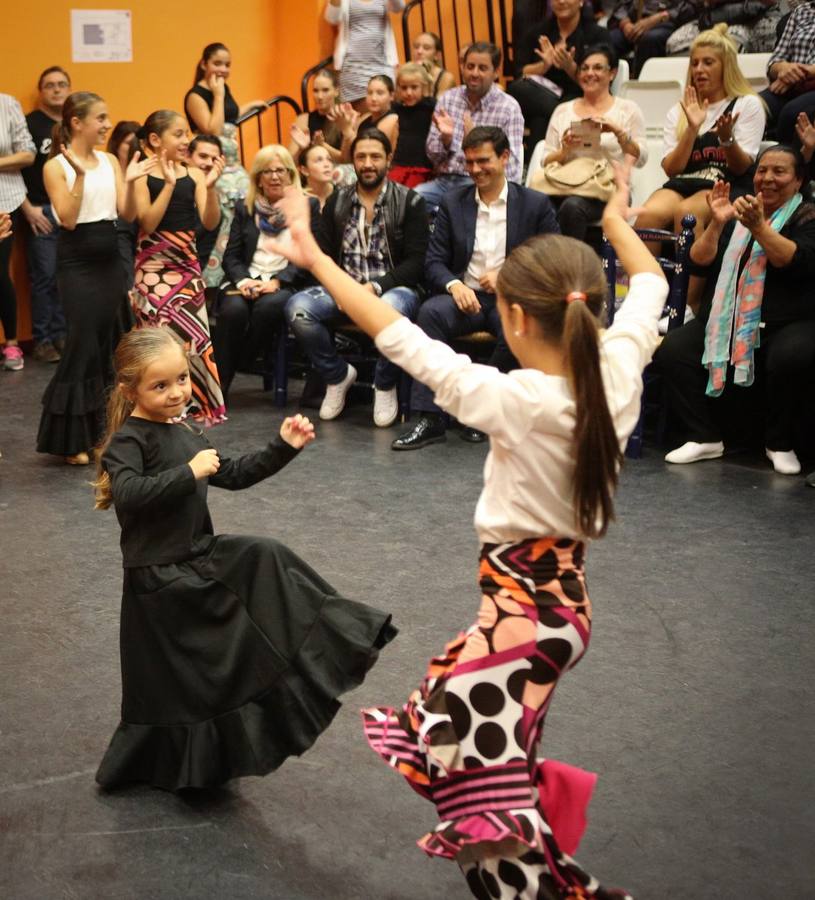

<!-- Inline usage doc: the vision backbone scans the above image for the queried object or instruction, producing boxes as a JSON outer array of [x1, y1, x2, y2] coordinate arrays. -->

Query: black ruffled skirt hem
[[95, 593, 396, 792]]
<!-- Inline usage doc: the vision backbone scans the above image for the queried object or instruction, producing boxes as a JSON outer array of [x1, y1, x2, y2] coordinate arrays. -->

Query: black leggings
[[655, 317, 815, 450], [0, 218, 17, 341]]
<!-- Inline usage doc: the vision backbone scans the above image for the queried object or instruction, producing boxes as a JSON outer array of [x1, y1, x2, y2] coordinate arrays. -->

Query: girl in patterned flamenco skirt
[[131, 109, 226, 425], [268, 164, 667, 899], [92, 326, 396, 791]]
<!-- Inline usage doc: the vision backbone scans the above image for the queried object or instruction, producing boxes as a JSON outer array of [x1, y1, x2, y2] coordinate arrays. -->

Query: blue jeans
[[415, 174, 472, 217], [286, 284, 419, 389], [25, 205, 65, 345]]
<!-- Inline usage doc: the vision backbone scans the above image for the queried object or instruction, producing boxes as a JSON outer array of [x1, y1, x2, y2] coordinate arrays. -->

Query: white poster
[[71, 9, 132, 63]]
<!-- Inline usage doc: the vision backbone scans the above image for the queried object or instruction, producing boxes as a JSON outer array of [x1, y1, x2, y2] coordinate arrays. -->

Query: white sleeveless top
[[54, 150, 117, 224]]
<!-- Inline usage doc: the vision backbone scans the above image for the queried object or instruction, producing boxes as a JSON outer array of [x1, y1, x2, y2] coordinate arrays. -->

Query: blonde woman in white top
[[37, 91, 146, 465], [533, 44, 646, 240]]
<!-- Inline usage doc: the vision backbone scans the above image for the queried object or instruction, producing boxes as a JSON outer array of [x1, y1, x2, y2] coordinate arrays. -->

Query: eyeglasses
[[260, 167, 290, 180], [578, 64, 610, 74], [43, 81, 70, 90]]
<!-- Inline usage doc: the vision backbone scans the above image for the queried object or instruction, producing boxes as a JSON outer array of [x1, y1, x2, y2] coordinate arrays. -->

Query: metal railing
[[236, 95, 301, 165], [401, 0, 513, 78]]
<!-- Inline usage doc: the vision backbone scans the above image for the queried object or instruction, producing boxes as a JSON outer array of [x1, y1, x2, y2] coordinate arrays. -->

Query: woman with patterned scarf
[[216, 145, 313, 401], [657, 144, 815, 476]]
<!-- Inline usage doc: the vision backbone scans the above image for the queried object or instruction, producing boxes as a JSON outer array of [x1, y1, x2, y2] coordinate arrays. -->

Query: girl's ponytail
[[497, 234, 619, 539], [562, 299, 622, 538]]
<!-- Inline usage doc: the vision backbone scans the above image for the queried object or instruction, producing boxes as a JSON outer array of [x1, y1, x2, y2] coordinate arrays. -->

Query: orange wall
[[2, 0, 507, 341]]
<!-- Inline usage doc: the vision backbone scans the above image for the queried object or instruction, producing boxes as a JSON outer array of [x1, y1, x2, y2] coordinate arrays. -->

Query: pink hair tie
[[565, 291, 587, 304]]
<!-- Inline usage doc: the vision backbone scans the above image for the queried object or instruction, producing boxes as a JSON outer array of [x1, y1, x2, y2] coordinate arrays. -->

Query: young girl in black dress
[[389, 63, 436, 188], [92, 326, 396, 791]]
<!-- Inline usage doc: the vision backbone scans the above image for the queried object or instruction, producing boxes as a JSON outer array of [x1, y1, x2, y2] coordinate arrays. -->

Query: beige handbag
[[530, 156, 615, 202]]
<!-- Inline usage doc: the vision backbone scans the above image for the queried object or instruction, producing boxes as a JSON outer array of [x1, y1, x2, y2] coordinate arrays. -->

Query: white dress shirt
[[376, 271, 669, 542], [447, 178, 509, 292]]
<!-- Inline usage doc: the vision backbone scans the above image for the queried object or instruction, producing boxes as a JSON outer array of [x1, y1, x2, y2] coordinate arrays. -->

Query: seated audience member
[[607, 1, 695, 77], [392, 126, 559, 451], [216, 145, 304, 400], [656, 145, 815, 476], [411, 31, 456, 98], [533, 44, 646, 241], [107, 120, 141, 289], [666, 1, 783, 56], [188, 134, 224, 273], [289, 68, 343, 164], [418, 41, 524, 211], [635, 24, 766, 239], [286, 128, 428, 426], [22, 66, 72, 363], [389, 63, 436, 187], [760, 1, 815, 145], [0, 92, 36, 372], [508, 0, 611, 159], [298, 143, 335, 210]]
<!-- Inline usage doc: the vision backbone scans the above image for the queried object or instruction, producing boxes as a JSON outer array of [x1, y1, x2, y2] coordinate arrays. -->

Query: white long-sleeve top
[[375, 271, 669, 543]]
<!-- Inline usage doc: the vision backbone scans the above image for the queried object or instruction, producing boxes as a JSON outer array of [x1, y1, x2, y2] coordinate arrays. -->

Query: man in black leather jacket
[[286, 128, 428, 426]]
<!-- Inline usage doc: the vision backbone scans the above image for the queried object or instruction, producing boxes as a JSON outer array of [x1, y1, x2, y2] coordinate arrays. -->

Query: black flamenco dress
[[96, 416, 396, 791]]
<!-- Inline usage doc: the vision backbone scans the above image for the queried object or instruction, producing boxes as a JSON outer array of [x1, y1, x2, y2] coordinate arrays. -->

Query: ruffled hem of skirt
[[97, 600, 397, 792]]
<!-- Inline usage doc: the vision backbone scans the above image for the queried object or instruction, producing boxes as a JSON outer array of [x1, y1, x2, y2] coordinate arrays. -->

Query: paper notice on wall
[[71, 10, 132, 62]]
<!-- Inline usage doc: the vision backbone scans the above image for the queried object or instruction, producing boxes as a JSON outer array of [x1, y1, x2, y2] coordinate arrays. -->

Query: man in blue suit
[[392, 125, 560, 450]]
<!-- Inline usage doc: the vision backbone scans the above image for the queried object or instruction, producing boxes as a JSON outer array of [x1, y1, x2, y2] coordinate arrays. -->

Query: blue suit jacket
[[424, 181, 560, 296]]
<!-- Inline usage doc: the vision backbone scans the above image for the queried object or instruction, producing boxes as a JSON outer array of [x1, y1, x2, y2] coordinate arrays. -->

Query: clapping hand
[[158, 149, 177, 186], [124, 150, 158, 183], [680, 86, 709, 131], [204, 155, 225, 188], [733, 192, 765, 232], [432, 108, 456, 141], [336, 102, 361, 140], [280, 413, 315, 449], [713, 111, 740, 145], [551, 41, 576, 76], [535, 35, 556, 69], [290, 123, 311, 151], [60, 144, 85, 177], [707, 180, 736, 226], [796, 111, 815, 159]]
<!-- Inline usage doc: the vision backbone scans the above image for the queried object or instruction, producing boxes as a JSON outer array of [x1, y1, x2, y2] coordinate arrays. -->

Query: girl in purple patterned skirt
[[268, 164, 666, 899]]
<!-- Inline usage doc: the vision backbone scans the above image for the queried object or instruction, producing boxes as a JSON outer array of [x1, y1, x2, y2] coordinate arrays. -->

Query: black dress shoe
[[391, 415, 446, 451], [460, 426, 486, 444]]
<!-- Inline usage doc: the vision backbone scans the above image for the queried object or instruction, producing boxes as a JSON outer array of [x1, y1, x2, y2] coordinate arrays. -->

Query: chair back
[[619, 80, 682, 138], [738, 52, 771, 90], [611, 59, 629, 97], [639, 56, 689, 84]]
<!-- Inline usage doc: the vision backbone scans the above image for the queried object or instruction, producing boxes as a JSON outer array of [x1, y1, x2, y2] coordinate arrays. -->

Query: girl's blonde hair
[[496, 235, 621, 539], [397, 62, 431, 87], [246, 144, 301, 214], [677, 24, 757, 136], [93, 327, 188, 510]]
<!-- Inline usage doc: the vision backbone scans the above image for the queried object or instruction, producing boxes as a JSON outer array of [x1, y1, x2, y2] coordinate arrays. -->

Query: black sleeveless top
[[393, 98, 436, 168], [184, 83, 239, 130], [147, 174, 198, 232], [307, 110, 342, 150]]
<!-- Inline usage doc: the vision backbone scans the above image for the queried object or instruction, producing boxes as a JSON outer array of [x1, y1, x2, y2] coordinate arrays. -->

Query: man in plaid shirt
[[417, 41, 524, 212], [760, 0, 815, 144]]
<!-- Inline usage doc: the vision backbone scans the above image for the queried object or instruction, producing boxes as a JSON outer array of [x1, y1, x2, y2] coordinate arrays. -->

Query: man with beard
[[286, 128, 427, 427], [392, 126, 559, 450], [417, 41, 524, 213], [187, 133, 223, 276]]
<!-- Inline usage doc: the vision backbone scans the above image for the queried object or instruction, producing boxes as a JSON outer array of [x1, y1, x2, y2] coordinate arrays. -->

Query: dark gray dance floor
[[2, 360, 813, 900]]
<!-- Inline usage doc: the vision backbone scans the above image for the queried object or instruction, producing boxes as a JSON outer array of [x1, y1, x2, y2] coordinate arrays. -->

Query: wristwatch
[[718, 135, 735, 147]]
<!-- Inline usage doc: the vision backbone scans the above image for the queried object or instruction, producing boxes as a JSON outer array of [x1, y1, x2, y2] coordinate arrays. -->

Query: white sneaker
[[319, 364, 357, 420], [766, 449, 801, 475], [664, 441, 724, 464], [373, 386, 399, 427]]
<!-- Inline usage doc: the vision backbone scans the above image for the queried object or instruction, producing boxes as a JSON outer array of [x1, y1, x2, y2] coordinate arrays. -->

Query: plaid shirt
[[425, 85, 524, 183], [769, 2, 815, 69], [340, 187, 389, 285]]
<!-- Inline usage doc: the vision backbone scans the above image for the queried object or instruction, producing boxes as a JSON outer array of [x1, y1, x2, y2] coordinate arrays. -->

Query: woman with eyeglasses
[[216, 145, 311, 400], [533, 43, 646, 240]]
